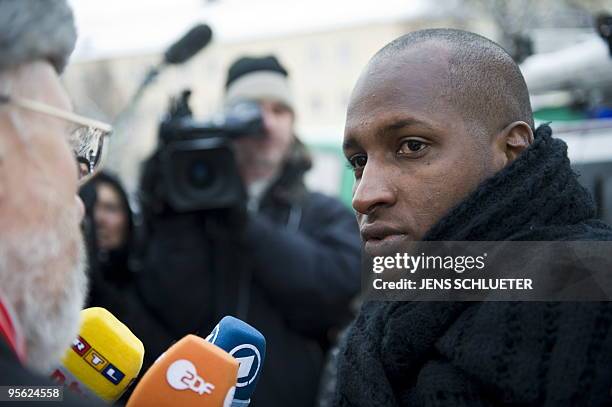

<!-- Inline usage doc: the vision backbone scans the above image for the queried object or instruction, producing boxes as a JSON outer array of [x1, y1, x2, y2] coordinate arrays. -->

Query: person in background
[[81, 171, 174, 384], [86, 172, 135, 289], [94, 174, 131, 253], [137, 55, 362, 406], [81, 171, 172, 404], [0, 1, 109, 405]]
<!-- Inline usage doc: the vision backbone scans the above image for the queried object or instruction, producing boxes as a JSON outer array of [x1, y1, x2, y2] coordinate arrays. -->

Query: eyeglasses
[[0, 95, 113, 186]]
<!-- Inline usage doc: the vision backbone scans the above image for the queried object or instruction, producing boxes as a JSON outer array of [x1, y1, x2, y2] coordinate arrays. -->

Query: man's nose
[[352, 164, 396, 215], [261, 108, 275, 133]]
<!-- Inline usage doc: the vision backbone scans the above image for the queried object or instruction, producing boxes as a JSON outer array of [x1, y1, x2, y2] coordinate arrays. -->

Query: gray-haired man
[[0, 1, 110, 405]]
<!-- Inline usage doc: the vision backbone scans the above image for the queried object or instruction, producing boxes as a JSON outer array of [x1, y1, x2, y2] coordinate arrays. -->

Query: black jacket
[[333, 125, 612, 407], [0, 338, 106, 406], [135, 139, 362, 407]]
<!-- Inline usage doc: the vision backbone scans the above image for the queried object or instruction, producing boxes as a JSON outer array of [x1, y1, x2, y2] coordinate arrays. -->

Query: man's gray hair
[[0, 0, 76, 73]]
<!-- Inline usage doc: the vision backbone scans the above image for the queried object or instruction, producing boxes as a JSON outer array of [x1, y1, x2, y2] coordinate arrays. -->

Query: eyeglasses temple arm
[[6, 96, 113, 133]]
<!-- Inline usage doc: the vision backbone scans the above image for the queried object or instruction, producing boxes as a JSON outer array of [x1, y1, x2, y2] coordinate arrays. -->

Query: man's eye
[[272, 103, 291, 115], [347, 154, 367, 170], [398, 139, 428, 154]]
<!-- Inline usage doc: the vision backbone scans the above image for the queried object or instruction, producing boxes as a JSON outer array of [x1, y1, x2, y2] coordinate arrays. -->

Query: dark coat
[[333, 125, 612, 407], [135, 139, 362, 407], [0, 338, 106, 406]]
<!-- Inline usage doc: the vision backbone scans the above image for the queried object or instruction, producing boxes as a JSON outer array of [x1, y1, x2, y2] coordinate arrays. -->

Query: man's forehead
[[345, 48, 452, 132], [354, 43, 450, 99], [27, 61, 74, 110]]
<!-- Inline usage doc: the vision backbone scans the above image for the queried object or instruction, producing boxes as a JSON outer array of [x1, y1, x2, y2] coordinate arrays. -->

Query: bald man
[[333, 29, 612, 407]]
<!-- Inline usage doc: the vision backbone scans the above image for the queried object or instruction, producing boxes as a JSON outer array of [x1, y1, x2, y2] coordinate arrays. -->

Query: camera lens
[[188, 160, 214, 188]]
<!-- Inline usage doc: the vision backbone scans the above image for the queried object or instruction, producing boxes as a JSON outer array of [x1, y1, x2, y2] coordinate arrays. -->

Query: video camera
[[147, 89, 264, 213]]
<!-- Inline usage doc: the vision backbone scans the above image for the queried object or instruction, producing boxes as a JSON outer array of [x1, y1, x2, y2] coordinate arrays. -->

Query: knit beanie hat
[[224, 55, 294, 111]]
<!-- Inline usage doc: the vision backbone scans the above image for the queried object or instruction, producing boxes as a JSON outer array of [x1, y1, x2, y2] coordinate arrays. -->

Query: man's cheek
[[399, 177, 455, 235], [426, 172, 478, 221], [75, 196, 85, 223]]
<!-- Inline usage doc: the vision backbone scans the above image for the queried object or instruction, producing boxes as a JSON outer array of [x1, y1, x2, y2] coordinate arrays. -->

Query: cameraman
[[137, 55, 361, 407]]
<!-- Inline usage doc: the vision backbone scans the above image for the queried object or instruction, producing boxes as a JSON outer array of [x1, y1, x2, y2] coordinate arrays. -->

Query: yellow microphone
[[50, 307, 144, 403]]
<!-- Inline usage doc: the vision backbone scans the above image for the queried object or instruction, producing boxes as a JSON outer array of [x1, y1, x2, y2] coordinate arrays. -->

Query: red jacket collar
[[0, 296, 26, 364]]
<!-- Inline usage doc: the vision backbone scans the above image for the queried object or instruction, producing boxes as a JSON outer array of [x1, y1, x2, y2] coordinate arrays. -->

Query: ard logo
[[71, 335, 125, 385], [229, 344, 261, 388]]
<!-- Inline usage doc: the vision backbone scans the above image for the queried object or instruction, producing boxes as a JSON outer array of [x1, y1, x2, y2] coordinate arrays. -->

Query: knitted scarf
[[333, 125, 612, 407]]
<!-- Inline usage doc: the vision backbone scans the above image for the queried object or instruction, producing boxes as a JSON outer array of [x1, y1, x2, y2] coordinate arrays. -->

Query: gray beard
[[0, 207, 87, 375]]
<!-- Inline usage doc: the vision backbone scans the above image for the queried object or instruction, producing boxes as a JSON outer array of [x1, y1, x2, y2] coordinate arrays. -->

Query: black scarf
[[333, 125, 612, 407]]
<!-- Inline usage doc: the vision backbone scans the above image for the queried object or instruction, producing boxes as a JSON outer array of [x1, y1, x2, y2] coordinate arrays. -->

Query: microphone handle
[[105, 64, 164, 170], [113, 64, 163, 126]]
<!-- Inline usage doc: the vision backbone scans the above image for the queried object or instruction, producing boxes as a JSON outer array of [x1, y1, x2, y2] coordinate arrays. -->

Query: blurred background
[[65, 0, 612, 221]]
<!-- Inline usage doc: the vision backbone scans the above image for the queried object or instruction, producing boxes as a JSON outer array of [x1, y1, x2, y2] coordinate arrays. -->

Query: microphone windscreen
[[206, 316, 266, 404], [50, 307, 144, 403], [126, 334, 238, 407], [164, 24, 213, 65]]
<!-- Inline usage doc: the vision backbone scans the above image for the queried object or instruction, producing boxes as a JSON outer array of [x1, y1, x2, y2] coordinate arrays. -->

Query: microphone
[[130, 23, 213, 98], [111, 23, 213, 138], [206, 316, 266, 407], [164, 24, 213, 65], [50, 307, 144, 403], [126, 334, 238, 407]]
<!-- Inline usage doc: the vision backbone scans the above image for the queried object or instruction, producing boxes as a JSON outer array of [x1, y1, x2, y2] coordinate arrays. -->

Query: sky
[[68, 0, 443, 61]]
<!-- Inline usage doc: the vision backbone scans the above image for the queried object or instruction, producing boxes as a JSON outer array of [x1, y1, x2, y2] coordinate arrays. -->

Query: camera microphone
[[113, 24, 214, 129], [164, 24, 213, 65]]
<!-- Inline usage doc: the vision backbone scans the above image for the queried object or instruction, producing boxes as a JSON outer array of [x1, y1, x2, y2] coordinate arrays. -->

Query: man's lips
[[360, 224, 407, 242], [360, 223, 412, 254]]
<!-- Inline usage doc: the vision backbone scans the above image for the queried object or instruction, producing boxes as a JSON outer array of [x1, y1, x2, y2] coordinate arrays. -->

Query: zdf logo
[[165, 359, 235, 407], [166, 359, 215, 395]]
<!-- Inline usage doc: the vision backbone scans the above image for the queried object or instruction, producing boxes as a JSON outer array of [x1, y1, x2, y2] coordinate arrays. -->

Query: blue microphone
[[205, 316, 266, 407]]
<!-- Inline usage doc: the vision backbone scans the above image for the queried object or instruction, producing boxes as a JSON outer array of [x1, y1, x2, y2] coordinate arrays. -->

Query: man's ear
[[495, 121, 534, 163]]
